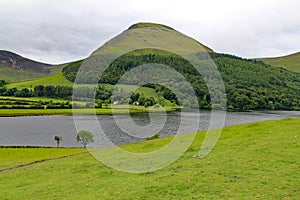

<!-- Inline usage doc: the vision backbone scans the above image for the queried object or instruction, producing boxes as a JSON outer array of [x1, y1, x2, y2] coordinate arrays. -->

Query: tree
[[0, 80, 6, 87], [76, 130, 94, 148], [130, 92, 140, 102], [54, 135, 62, 147]]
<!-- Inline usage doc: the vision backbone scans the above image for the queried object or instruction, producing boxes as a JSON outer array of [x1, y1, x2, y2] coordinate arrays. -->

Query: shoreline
[[1, 117, 299, 149], [0, 106, 179, 117], [0, 108, 298, 117]]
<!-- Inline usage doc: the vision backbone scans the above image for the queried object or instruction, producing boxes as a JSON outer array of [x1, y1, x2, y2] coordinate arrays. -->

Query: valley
[[0, 23, 299, 115]]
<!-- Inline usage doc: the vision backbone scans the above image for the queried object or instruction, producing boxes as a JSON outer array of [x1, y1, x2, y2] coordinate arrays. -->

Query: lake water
[[0, 111, 299, 147]]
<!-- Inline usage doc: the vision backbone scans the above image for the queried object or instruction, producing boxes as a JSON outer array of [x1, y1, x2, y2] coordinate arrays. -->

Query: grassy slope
[[93, 23, 213, 56], [258, 52, 300, 73], [7, 73, 74, 89], [0, 63, 47, 83], [0, 118, 299, 199], [0, 62, 66, 83], [49, 64, 67, 75]]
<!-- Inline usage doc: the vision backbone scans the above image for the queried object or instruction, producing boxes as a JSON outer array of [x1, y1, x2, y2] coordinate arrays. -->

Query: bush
[[146, 134, 160, 140]]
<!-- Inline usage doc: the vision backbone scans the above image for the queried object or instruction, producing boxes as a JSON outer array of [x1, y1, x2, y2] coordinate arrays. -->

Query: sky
[[0, 0, 299, 64]]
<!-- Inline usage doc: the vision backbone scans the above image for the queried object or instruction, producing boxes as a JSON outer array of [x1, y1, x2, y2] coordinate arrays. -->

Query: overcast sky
[[0, 0, 299, 64]]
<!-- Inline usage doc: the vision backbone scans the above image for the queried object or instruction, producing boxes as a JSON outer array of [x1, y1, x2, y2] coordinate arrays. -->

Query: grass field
[[5, 73, 172, 106], [7, 77, 165, 103], [259, 52, 300, 73], [0, 118, 299, 199], [0, 96, 68, 103], [3, 74, 175, 115]]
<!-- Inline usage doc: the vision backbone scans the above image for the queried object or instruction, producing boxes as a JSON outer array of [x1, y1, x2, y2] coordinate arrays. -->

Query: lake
[[0, 111, 299, 147]]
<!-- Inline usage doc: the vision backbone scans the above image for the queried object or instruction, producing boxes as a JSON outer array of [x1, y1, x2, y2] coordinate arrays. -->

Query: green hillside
[[1, 118, 299, 199], [0, 62, 66, 83], [93, 22, 213, 56], [0, 50, 66, 82], [258, 52, 300, 73], [0, 63, 47, 82], [7, 73, 74, 89]]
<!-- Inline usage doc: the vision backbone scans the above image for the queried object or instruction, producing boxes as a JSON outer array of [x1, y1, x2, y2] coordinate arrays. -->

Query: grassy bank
[[0, 105, 178, 117], [0, 118, 299, 199]]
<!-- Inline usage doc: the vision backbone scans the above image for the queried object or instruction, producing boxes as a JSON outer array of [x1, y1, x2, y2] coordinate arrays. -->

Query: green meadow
[[7, 73, 74, 89], [0, 118, 299, 199]]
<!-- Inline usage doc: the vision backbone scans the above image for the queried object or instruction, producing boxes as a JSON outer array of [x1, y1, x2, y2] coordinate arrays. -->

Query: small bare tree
[[54, 135, 62, 147]]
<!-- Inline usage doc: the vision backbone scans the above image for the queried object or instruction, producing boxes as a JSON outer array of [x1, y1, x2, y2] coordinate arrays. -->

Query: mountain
[[257, 52, 300, 73], [0, 50, 64, 82], [62, 22, 214, 82], [93, 22, 213, 56], [62, 22, 300, 111], [0, 50, 52, 72]]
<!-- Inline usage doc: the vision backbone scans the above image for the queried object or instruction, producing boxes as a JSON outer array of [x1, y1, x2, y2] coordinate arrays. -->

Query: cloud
[[0, 0, 299, 64]]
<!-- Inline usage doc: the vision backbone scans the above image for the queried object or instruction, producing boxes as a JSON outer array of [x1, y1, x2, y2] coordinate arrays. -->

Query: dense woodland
[[61, 50, 300, 111]]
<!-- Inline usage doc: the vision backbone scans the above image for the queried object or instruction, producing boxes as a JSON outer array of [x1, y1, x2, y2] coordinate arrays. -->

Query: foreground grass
[[0, 118, 299, 199], [0, 148, 85, 169]]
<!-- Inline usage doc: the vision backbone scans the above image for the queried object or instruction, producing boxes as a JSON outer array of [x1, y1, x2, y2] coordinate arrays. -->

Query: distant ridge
[[0, 50, 65, 82], [0, 50, 52, 73], [257, 52, 300, 73]]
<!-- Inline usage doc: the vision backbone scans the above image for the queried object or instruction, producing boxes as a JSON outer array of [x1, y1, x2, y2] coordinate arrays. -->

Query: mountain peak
[[128, 22, 174, 30], [93, 22, 213, 56]]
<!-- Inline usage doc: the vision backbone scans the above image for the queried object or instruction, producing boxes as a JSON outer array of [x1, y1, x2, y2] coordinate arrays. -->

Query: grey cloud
[[0, 0, 299, 64]]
